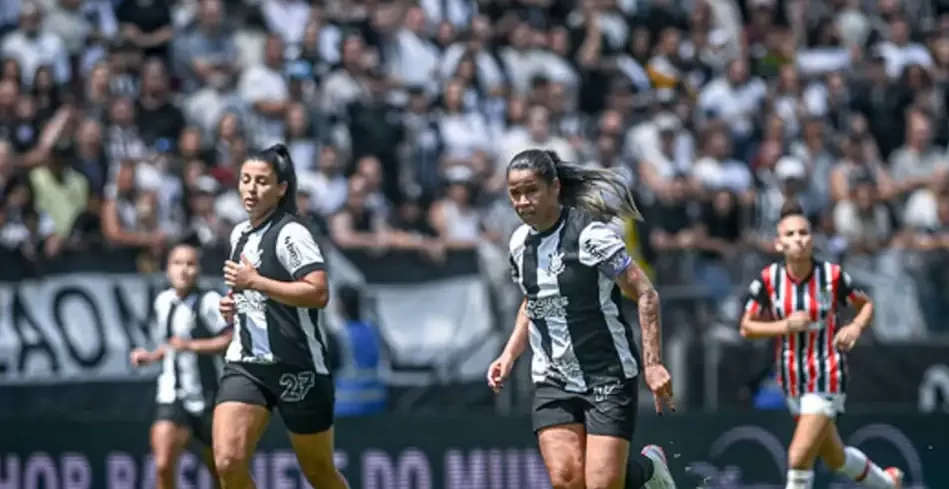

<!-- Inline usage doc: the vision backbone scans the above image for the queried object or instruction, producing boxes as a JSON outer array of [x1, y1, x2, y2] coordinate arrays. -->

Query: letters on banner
[[0, 274, 223, 383]]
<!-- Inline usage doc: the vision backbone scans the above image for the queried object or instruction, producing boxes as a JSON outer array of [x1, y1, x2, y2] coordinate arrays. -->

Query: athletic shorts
[[155, 402, 213, 446], [786, 392, 847, 418], [532, 379, 639, 440], [216, 362, 335, 434]]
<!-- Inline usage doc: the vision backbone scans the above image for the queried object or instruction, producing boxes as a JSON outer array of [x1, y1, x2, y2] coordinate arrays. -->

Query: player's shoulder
[[508, 223, 531, 252], [198, 288, 223, 303], [276, 218, 320, 247], [154, 288, 177, 309], [229, 220, 251, 244]]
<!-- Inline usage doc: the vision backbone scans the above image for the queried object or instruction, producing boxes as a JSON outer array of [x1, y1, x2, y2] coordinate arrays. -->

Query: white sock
[[837, 447, 897, 489], [786, 469, 814, 489]]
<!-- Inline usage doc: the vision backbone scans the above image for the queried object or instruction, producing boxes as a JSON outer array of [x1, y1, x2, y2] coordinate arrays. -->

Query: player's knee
[[214, 452, 250, 480], [153, 453, 176, 476], [547, 463, 584, 489], [787, 445, 814, 470]]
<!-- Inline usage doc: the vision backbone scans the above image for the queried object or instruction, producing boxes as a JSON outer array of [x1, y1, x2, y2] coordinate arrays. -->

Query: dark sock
[[625, 453, 655, 489]]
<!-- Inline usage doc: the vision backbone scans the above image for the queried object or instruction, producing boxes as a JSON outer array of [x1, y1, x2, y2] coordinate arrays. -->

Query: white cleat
[[641, 444, 677, 489]]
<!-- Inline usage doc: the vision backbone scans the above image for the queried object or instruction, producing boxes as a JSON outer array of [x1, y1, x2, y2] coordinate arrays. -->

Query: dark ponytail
[[507, 149, 643, 221], [247, 142, 299, 215]]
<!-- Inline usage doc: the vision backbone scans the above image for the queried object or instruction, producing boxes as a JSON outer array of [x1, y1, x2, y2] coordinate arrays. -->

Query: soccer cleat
[[884, 467, 903, 488], [641, 444, 677, 489]]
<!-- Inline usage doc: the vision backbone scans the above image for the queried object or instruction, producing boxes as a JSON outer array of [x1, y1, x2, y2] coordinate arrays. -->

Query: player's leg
[[583, 381, 675, 489], [285, 429, 350, 489], [785, 394, 836, 489], [213, 366, 274, 489], [818, 424, 903, 489], [191, 409, 221, 488], [279, 372, 349, 489], [150, 409, 192, 489], [533, 385, 586, 489]]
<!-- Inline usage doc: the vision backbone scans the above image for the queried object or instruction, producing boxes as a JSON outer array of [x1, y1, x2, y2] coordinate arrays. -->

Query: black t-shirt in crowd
[[699, 200, 743, 260], [116, 0, 173, 60]]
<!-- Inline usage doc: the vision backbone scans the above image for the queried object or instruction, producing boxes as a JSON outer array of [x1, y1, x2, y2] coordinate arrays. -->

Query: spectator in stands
[[136, 59, 185, 147], [30, 140, 88, 245], [0, 172, 57, 261], [889, 110, 947, 206], [329, 175, 387, 251], [238, 34, 289, 148], [429, 166, 482, 249], [115, 0, 174, 61], [1, 2, 71, 86], [834, 170, 899, 273], [308, 144, 346, 217], [101, 159, 164, 254]]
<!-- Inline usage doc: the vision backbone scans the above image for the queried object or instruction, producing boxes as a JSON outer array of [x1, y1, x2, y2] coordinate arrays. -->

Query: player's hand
[[785, 311, 812, 333], [833, 323, 863, 352], [168, 336, 194, 352], [486, 353, 515, 394], [223, 255, 259, 290], [219, 292, 236, 324], [129, 347, 151, 367], [644, 363, 676, 414]]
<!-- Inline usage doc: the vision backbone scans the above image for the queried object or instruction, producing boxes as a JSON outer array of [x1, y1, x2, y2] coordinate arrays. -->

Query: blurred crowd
[[3, 0, 949, 336]]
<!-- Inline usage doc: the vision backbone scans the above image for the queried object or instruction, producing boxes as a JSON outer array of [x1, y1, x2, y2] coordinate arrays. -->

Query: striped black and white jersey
[[226, 211, 330, 373], [154, 288, 229, 412], [509, 206, 640, 393]]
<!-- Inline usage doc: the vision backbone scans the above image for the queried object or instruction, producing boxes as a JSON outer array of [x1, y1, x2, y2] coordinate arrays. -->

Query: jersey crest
[[548, 251, 565, 276]]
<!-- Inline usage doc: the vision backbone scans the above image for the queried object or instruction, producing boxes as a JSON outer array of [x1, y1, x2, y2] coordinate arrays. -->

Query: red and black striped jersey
[[743, 261, 865, 397]]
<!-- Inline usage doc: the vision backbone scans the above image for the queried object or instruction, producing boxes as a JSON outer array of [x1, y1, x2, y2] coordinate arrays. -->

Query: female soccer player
[[741, 202, 903, 489], [487, 149, 677, 489], [130, 241, 231, 489], [213, 144, 349, 489]]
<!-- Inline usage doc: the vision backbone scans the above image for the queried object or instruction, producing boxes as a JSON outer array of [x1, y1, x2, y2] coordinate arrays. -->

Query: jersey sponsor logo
[[234, 290, 267, 313], [284, 235, 303, 270], [547, 251, 565, 276], [525, 296, 569, 319], [279, 371, 316, 402], [582, 239, 608, 262]]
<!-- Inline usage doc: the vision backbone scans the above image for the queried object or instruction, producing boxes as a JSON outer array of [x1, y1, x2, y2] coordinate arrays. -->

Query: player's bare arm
[[615, 261, 661, 365]]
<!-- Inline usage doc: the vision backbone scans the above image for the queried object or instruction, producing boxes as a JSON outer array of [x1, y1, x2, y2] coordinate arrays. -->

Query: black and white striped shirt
[[154, 288, 229, 412], [509, 207, 640, 392], [227, 211, 330, 373]]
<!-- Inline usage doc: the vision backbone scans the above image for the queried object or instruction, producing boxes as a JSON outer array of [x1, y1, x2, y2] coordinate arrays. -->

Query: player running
[[741, 202, 904, 489]]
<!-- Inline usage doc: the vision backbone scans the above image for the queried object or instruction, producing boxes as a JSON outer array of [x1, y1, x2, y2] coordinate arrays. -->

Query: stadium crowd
[[1, 0, 949, 337]]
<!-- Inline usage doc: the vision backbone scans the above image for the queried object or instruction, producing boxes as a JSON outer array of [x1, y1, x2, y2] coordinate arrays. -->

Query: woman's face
[[183, 160, 206, 188], [456, 58, 475, 81], [444, 82, 464, 111], [179, 129, 201, 156], [712, 190, 734, 214], [238, 159, 286, 219], [1, 59, 19, 82], [7, 183, 30, 208], [116, 163, 136, 193], [775, 215, 813, 259], [507, 168, 559, 228], [218, 114, 239, 140], [34, 67, 52, 91], [448, 183, 469, 205], [287, 106, 308, 136]]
